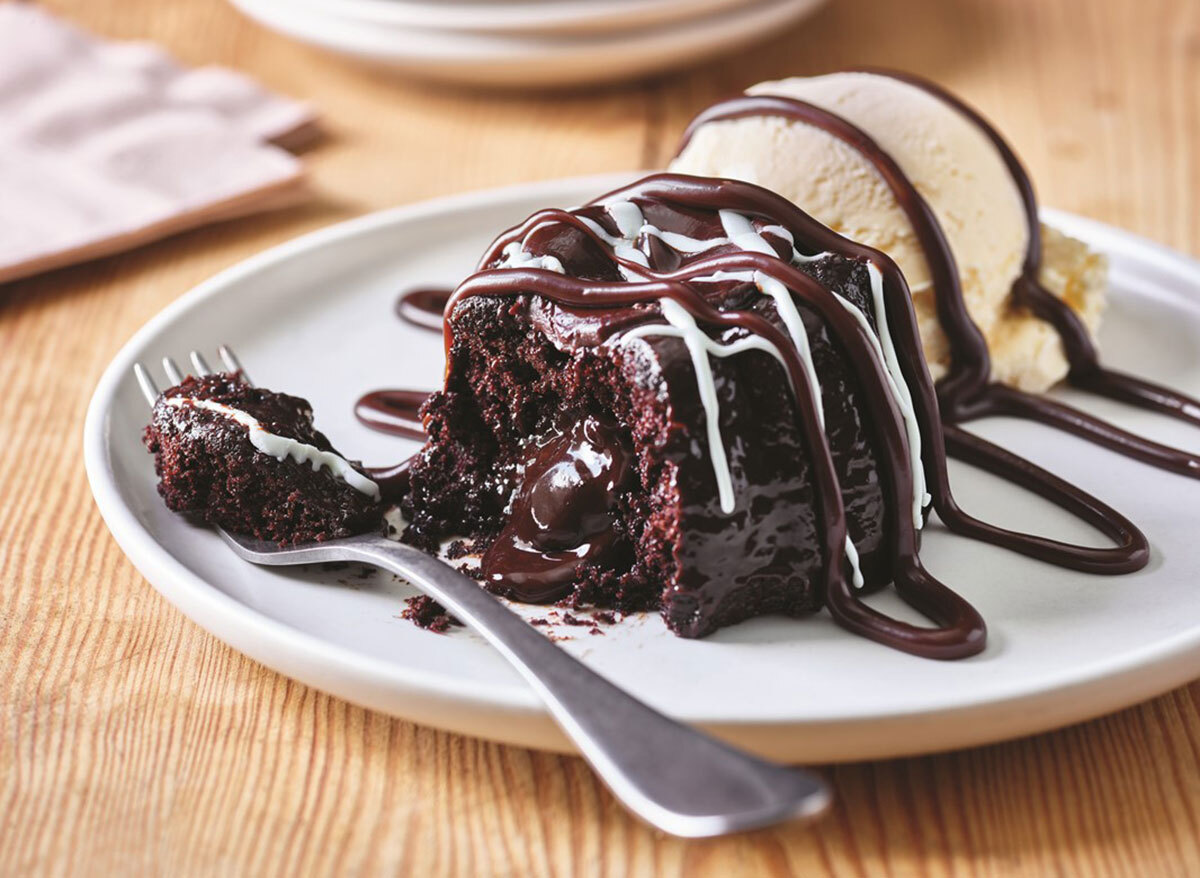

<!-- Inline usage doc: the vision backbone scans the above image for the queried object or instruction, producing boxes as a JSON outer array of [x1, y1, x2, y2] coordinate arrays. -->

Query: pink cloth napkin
[[0, 4, 319, 285]]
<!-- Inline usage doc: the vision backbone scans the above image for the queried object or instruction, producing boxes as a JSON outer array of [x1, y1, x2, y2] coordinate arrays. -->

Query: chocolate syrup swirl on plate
[[355, 389, 428, 500], [395, 287, 451, 332], [354, 389, 428, 441]]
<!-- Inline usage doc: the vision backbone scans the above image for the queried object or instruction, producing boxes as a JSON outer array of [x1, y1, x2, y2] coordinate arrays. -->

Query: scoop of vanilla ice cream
[[670, 71, 1105, 393]]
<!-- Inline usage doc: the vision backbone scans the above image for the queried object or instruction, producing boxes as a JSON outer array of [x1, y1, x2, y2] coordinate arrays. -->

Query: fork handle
[[341, 535, 830, 837]]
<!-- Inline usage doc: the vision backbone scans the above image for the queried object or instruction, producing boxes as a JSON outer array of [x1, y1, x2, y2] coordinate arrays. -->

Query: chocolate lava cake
[[402, 173, 988, 658], [145, 372, 382, 544]]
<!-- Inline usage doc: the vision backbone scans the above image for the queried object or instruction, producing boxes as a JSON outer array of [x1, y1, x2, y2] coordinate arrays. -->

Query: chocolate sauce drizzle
[[677, 73, 1200, 482], [355, 389, 428, 441], [360, 160, 1166, 656], [354, 389, 428, 501], [892, 72, 1200, 479], [395, 287, 451, 332], [366, 458, 413, 502]]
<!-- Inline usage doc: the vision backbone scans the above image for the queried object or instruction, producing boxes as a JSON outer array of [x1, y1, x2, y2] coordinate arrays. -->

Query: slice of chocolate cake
[[402, 173, 988, 658], [145, 372, 382, 544]]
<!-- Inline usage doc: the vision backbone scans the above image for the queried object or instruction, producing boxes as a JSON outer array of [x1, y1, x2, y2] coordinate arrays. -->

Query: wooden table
[[4, 0, 1199, 873]]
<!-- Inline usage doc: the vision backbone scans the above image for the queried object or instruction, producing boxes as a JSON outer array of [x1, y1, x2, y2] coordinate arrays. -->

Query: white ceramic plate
[[227, 0, 827, 88], [85, 173, 1200, 763], [286, 0, 761, 36]]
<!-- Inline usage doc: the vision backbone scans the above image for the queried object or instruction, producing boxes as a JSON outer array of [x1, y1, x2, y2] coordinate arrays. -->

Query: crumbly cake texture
[[144, 372, 382, 544], [400, 596, 461, 633], [402, 247, 893, 639]]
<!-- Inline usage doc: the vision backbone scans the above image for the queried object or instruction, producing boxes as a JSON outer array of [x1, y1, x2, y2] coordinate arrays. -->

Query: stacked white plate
[[228, 0, 829, 88]]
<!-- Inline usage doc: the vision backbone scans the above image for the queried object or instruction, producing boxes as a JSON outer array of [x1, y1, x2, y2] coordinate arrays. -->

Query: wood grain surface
[[3, 0, 1199, 874]]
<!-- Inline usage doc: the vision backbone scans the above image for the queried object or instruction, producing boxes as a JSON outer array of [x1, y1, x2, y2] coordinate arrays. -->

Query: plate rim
[[279, 0, 764, 35], [84, 173, 1200, 757], [227, 0, 824, 63]]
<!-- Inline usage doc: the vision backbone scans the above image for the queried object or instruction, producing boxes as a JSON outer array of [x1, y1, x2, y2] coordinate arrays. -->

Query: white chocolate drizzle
[[621, 297, 790, 515], [499, 240, 565, 274], [851, 264, 930, 528], [165, 397, 381, 500]]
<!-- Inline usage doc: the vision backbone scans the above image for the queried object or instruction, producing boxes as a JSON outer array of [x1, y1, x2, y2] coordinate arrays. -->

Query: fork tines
[[132, 345, 249, 408]]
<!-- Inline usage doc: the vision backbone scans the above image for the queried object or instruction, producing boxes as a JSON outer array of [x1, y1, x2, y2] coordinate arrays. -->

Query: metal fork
[[133, 347, 832, 838]]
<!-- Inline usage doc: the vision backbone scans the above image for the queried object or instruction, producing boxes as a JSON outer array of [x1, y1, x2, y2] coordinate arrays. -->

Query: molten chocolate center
[[480, 415, 633, 602]]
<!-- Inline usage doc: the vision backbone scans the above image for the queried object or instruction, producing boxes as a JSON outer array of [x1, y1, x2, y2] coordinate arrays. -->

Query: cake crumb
[[400, 596, 462, 633]]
